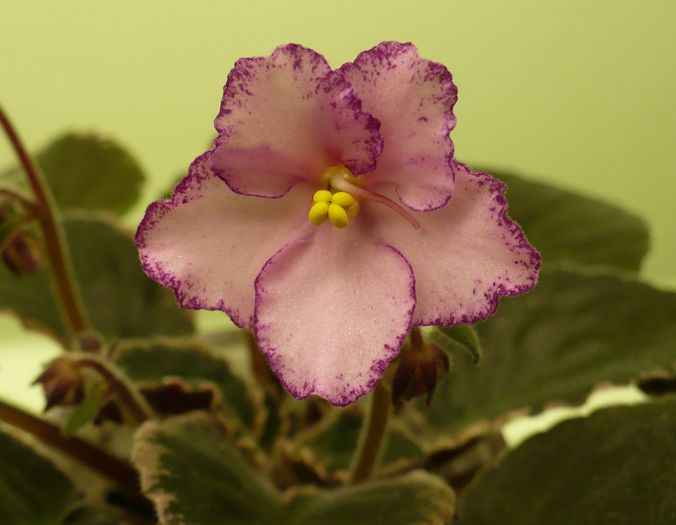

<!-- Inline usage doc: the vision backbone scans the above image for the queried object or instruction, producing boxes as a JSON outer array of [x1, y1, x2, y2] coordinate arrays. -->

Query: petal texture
[[340, 42, 457, 211], [213, 44, 382, 198], [253, 227, 416, 406], [368, 163, 540, 326], [135, 152, 310, 328]]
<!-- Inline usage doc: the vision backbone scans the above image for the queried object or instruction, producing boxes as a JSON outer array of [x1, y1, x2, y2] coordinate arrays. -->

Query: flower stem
[[75, 355, 153, 423], [0, 105, 90, 340], [0, 397, 140, 495], [349, 382, 391, 484]]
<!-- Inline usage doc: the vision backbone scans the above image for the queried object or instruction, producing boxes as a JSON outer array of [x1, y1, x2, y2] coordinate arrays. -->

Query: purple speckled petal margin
[[212, 43, 383, 198], [252, 228, 416, 406], [367, 161, 541, 327], [340, 41, 458, 212], [135, 151, 310, 328]]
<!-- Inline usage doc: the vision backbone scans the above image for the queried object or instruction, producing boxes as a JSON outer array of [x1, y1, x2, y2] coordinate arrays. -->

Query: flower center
[[307, 165, 421, 230]]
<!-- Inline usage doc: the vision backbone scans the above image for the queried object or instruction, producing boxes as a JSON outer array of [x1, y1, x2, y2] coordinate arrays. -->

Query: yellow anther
[[313, 190, 333, 203], [331, 191, 354, 208], [328, 203, 349, 228], [308, 201, 330, 225]]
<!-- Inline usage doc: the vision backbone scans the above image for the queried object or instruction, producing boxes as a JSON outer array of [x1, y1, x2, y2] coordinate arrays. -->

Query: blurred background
[[1, 1, 674, 435]]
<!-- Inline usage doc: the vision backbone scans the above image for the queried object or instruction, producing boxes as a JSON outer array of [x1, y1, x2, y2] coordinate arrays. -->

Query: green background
[[0, 1, 674, 410], [2, 0, 674, 283]]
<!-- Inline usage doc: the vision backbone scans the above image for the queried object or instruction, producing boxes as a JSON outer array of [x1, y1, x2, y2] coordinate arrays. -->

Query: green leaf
[[63, 507, 133, 525], [0, 427, 83, 525], [2, 133, 146, 216], [132, 413, 454, 525], [0, 214, 194, 342], [425, 269, 676, 436], [286, 471, 455, 525], [431, 325, 483, 363], [487, 169, 650, 271], [460, 401, 676, 524], [115, 339, 261, 434]]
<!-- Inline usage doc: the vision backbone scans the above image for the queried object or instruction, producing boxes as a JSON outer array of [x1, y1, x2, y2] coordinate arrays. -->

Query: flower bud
[[1, 231, 43, 275], [33, 357, 84, 411], [392, 343, 449, 406]]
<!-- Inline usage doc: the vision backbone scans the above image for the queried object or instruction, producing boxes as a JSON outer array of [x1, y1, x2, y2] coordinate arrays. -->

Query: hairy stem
[[349, 382, 391, 484], [0, 105, 90, 340], [0, 398, 140, 494], [76, 355, 153, 423]]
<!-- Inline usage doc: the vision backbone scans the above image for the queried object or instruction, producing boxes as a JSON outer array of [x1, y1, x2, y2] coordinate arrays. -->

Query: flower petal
[[253, 226, 416, 406], [213, 44, 383, 198], [340, 41, 458, 211], [368, 162, 541, 326], [135, 152, 310, 328]]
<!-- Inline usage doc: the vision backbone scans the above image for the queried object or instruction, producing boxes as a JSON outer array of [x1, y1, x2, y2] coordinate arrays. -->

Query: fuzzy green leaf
[[2, 133, 145, 215], [115, 339, 260, 434], [286, 471, 455, 525], [489, 169, 650, 271], [0, 214, 194, 343], [425, 269, 676, 436], [0, 427, 83, 525], [460, 401, 676, 524], [132, 414, 454, 525]]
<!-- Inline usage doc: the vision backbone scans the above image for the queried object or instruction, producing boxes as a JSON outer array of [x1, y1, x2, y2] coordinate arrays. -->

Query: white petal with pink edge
[[340, 41, 457, 211], [213, 44, 383, 198], [367, 162, 541, 326], [253, 225, 416, 406], [135, 152, 311, 328]]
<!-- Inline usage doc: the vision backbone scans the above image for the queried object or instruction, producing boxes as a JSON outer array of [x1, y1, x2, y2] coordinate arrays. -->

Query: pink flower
[[136, 42, 540, 406]]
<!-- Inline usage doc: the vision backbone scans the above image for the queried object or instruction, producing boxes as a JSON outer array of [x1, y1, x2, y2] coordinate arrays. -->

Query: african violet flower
[[136, 42, 540, 406]]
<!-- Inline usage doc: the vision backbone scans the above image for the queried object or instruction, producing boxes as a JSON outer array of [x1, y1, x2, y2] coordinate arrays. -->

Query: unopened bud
[[33, 357, 84, 411], [1, 231, 43, 275], [392, 343, 449, 406]]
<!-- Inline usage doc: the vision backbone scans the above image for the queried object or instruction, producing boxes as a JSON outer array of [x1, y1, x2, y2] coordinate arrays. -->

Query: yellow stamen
[[313, 190, 333, 203], [308, 201, 330, 225], [328, 203, 349, 228], [331, 191, 354, 208]]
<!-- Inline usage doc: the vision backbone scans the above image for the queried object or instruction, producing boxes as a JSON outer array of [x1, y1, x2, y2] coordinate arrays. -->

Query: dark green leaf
[[286, 471, 455, 525], [132, 413, 454, 525], [0, 214, 194, 343], [460, 401, 676, 524], [425, 269, 676, 436], [0, 427, 83, 525], [115, 339, 261, 434], [432, 325, 483, 363], [132, 413, 284, 525], [487, 169, 650, 271], [2, 133, 146, 215]]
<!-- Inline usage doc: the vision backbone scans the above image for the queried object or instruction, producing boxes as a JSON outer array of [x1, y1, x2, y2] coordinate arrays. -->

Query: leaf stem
[[75, 355, 154, 423], [0, 397, 140, 495], [349, 382, 391, 484], [0, 105, 90, 340]]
